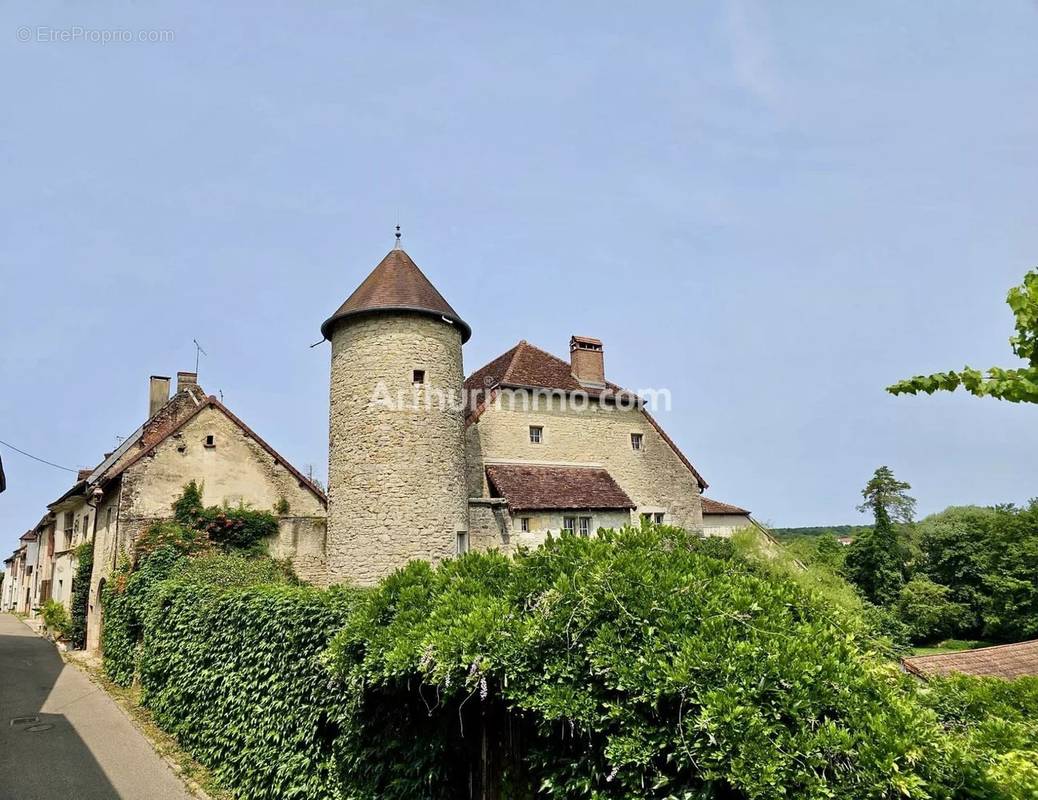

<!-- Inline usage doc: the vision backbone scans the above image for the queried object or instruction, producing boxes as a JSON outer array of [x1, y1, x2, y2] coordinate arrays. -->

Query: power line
[[0, 438, 77, 473]]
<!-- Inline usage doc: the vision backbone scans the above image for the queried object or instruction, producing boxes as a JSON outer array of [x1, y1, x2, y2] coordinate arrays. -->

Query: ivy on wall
[[68, 539, 94, 649]]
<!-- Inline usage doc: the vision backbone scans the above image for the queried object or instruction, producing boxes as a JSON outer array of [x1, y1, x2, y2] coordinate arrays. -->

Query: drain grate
[[10, 716, 39, 726]]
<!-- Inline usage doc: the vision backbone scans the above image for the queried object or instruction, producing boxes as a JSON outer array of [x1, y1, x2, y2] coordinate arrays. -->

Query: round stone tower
[[320, 243, 471, 586]]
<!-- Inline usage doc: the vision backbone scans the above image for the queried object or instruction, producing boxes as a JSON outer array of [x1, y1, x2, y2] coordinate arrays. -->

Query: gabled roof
[[902, 639, 1038, 680], [486, 464, 634, 512], [701, 497, 751, 516], [465, 341, 707, 489], [19, 530, 37, 542], [320, 247, 470, 342], [98, 395, 327, 506]]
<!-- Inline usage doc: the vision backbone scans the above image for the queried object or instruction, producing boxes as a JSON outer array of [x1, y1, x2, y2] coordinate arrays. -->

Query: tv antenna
[[193, 339, 207, 375]]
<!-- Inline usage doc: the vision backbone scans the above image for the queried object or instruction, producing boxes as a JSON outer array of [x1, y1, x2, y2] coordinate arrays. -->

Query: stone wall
[[505, 509, 634, 551], [467, 499, 511, 552], [701, 513, 754, 539], [267, 516, 330, 585], [466, 391, 704, 531], [327, 314, 469, 586]]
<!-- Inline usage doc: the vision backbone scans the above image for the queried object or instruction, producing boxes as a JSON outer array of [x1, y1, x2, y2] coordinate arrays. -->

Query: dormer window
[[412, 369, 425, 385]]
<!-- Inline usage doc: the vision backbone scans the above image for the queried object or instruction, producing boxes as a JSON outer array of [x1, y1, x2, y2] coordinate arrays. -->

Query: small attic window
[[204, 434, 216, 448], [412, 369, 425, 385]]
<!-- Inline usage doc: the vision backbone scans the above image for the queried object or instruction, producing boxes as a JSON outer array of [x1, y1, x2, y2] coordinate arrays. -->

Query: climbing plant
[[170, 479, 279, 553], [888, 269, 1038, 402], [68, 539, 94, 649]]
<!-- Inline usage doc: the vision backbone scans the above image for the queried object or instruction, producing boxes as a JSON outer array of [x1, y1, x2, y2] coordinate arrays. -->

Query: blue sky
[[3, 2, 1037, 557]]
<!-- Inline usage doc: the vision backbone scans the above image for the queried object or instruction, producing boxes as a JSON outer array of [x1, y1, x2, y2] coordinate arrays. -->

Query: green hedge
[[139, 580, 361, 799], [101, 526, 1038, 800], [326, 526, 958, 799]]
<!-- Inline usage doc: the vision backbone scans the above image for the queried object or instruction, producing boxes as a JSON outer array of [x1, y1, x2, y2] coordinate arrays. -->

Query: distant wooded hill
[[771, 525, 872, 541]]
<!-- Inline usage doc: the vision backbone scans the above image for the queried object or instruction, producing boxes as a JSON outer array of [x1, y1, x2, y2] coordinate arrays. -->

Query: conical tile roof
[[320, 248, 470, 342]]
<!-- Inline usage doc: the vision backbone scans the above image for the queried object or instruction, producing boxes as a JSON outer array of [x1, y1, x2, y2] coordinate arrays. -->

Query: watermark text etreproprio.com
[[17, 26, 175, 44]]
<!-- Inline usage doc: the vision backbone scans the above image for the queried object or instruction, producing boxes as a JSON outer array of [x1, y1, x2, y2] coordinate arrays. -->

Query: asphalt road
[[0, 613, 196, 800]]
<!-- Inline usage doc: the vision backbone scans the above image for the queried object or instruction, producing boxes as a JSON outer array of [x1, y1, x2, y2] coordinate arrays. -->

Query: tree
[[915, 506, 995, 619], [857, 465, 917, 524], [888, 269, 1038, 403], [845, 467, 915, 605], [897, 577, 974, 643]]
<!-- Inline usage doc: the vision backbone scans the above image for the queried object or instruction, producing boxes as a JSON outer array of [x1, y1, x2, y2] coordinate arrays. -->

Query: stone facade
[[505, 509, 634, 551], [465, 390, 704, 534], [701, 513, 754, 538], [86, 403, 327, 652], [326, 314, 469, 586]]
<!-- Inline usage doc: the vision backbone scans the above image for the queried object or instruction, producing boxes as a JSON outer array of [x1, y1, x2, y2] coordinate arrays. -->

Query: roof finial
[[394, 224, 402, 249]]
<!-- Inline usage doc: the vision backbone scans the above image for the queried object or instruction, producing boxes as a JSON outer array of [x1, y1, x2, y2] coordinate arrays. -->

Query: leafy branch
[[888, 269, 1038, 402]]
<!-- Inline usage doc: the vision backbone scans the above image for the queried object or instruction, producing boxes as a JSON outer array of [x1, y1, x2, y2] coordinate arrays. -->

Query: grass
[[64, 653, 234, 800], [910, 639, 994, 657]]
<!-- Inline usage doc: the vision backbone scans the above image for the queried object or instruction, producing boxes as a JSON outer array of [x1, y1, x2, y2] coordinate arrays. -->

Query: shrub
[[921, 674, 1038, 798], [898, 577, 975, 644], [41, 598, 71, 640], [326, 526, 955, 799], [68, 539, 94, 649]]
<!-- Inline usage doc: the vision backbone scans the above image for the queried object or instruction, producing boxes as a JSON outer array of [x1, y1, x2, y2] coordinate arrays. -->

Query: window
[[529, 426, 543, 444], [456, 530, 469, 555], [654, 512, 665, 525], [578, 517, 593, 537], [63, 512, 74, 549], [204, 434, 216, 448], [562, 516, 577, 534], [641, 512, 664, 526], [631, 433, 643, 451], [412, 369, 425, 385], [520, 517, 530, 533]]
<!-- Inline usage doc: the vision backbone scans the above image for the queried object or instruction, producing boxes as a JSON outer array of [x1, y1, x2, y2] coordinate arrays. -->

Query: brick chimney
[[149, 375, 171, 417], [176, 371, 197, 394], [570, 336, 605, 387]]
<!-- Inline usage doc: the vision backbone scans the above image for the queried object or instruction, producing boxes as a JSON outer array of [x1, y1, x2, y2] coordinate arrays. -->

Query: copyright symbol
[[17, 27, 32, 42]]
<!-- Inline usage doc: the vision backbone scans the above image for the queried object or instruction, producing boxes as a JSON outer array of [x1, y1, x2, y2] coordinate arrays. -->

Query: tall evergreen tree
[[845, 467, 915, 605]]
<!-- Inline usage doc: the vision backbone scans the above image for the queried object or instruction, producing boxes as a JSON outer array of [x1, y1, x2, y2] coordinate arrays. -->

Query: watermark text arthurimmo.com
[[17, 26, 175, 44]]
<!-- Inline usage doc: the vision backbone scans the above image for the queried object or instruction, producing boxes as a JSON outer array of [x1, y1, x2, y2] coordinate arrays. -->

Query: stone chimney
[[176, 371, 197, 394], [149, 375, 171, 417], [570, 336, 605, 387]]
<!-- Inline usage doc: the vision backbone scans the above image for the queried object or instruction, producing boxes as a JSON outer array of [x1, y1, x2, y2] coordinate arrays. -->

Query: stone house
[[82, 371, 327, 651], [11, 529, 39, 613], [320, 243, 758, 585], [1, 554, 13, 611]]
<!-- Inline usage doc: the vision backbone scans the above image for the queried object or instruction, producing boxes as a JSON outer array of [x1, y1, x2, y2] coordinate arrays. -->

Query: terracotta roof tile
[[701, 497, 751, 515], [486, 464, 634, 511], [902, 640, 1038, 680], [465, 341, 707, 489], [320, 248, 470, 342]]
